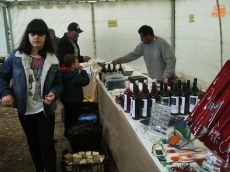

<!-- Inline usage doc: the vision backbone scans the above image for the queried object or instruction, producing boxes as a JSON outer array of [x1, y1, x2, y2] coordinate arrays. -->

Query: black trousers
[[64, 102, 82, 132], [18, 111, 56, 172]]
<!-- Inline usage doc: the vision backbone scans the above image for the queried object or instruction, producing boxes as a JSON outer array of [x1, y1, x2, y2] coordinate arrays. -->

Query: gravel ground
[[0, 101, 118, 172]]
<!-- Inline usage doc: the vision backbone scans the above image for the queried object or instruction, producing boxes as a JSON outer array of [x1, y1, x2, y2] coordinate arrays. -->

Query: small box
[[105, 74, 125, 90], [61, 144, 109, 172], [128, 75, 147, 83]]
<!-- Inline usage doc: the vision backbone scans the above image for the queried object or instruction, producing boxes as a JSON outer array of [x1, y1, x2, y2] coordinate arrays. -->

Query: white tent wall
[[175, 0, 230, 88], [10, 3, 94, 57], [94, 0, 172, 74], [4, 0, 230, 88]]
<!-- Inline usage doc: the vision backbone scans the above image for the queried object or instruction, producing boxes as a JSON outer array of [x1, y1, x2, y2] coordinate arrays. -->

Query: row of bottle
[[123, 78, 202, 120], [101, 63, 123, 74]]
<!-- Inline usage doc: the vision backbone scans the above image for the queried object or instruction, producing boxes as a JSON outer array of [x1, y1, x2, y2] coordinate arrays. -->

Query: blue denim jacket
[[0, 50, 63, 118]]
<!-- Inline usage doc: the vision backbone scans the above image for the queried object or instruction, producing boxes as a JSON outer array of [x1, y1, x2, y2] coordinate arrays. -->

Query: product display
[[185, 60, 230, 161], [148, 103, 171, 135]]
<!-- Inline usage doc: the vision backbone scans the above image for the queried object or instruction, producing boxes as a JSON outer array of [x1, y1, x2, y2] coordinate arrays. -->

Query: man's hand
[[111, 59, 118, 66], [43, 92, 55, 105], [1, 95, 14, 107], [83, 56, 91, 62]]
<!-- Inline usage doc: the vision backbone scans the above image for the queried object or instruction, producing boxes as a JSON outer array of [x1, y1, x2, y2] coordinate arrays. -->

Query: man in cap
[[57, 22, 91, 65]]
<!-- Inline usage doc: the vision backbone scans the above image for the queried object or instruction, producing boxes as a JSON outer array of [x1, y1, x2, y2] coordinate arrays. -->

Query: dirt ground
[[0, 101, 118, 172]]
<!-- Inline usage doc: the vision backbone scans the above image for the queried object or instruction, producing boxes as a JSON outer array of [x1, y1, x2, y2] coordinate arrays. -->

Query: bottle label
[[131, 99, 135, 118], [180, 97, 186, 113], [142, 99, 148, 117], [171, 96, 179, 114], [124, 94, 128, 111], [150, 98, 156, 115], [130, 97, 133, 116], [189, 95, 198, 112], [162, 97, 170, 106]]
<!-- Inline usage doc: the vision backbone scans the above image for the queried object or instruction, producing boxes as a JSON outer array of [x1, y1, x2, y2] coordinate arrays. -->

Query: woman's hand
[[1, 95, 14, 107], [43, 92, 55, 105]]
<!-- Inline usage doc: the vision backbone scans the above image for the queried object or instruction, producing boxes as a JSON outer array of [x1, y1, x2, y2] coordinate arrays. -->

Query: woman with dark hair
[[0, 19, 63, 172]]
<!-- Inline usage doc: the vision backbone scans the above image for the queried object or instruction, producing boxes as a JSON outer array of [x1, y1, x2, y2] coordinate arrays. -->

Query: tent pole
[[216, 0, 223, 67], [91, 3, 96, 59], [171, 0, 175, 53]]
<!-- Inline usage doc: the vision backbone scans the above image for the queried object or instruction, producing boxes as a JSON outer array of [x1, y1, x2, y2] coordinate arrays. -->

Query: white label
[[142, 99, 148, 117], [189, 95, 198, 112], [170, 96, 179, 114], [162, 97, 170, 106], [180, 97, 185, 113], [131, 99, 135, 118], [124, 94, 128, 111]]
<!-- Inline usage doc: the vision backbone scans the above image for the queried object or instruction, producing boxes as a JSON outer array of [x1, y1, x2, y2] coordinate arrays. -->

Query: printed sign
[[212, 5, 226, 17]]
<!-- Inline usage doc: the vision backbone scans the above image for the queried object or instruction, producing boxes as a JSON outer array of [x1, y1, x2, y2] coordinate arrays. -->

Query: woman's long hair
[[18, 19, 55, 57]]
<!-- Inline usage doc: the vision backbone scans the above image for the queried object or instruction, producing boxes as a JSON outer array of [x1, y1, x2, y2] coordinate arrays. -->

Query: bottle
[[135, 80, 141, 95], [161, 83, 170, 106], [131, 83, 141, 120], [150, 81, 160, 116], [100, 64, 107, 83], [192, 78, 199, 92], [186, 80, 191, 94], [189, 82, 198, 113], [177, 80, 182, 94], [180, 82, 189, 115], [123, 81, 132, 113], [112, 64, 117, 74], [107, 64, 112, 73], [158, 80, 164, 101], [141, 80, 150, 118], [118, 63, 123, 74], [170, 83, 179, 115]]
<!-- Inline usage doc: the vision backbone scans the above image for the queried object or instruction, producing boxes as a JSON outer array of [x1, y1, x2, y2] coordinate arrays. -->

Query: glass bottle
[[189, 82, 198, 113], [170, 82, 179, 115], [161, 83, 170, 106], [112, 64, 117, 74], [141, 80, 150, 118], [123, 81, 132, 113], [118, 63, 123, 74], [131, 84, 141, 120], [107, 64, 112, 73], [180, 82, 189, 115]]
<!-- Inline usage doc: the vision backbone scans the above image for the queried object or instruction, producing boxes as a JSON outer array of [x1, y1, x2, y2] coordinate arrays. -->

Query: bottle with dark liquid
[[107, 64, 112, 73], [123, 81, 132, 113], [150, 81, 160, 116], [186, 80, 191, 94], [180, 82, 189, 115], [100, 64, 107, 83], [177, 80, 182, 94], [161, 83, 170, 106], [189, 82, 198, 113], [131, 83, 141, 120], [170, 82, 179, 115], [118, 63, 123, 74], [141, 80, 150, 118], [112, 64, 117, 74], [158, 80, 164, 101]]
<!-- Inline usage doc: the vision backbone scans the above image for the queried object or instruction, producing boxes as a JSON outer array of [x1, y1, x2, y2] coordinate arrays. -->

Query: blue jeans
[[18, 111, 56, 172]]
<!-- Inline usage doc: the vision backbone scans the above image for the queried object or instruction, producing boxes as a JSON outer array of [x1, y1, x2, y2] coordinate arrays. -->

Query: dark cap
[[67, 22, 83, 34]]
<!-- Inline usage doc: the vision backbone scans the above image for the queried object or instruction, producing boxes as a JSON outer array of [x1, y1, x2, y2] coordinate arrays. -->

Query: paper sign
[[212, 5, 226, 17]]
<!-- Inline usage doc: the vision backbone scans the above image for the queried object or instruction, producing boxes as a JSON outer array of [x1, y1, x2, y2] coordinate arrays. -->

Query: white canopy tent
[[0, 0, 229, 88]]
